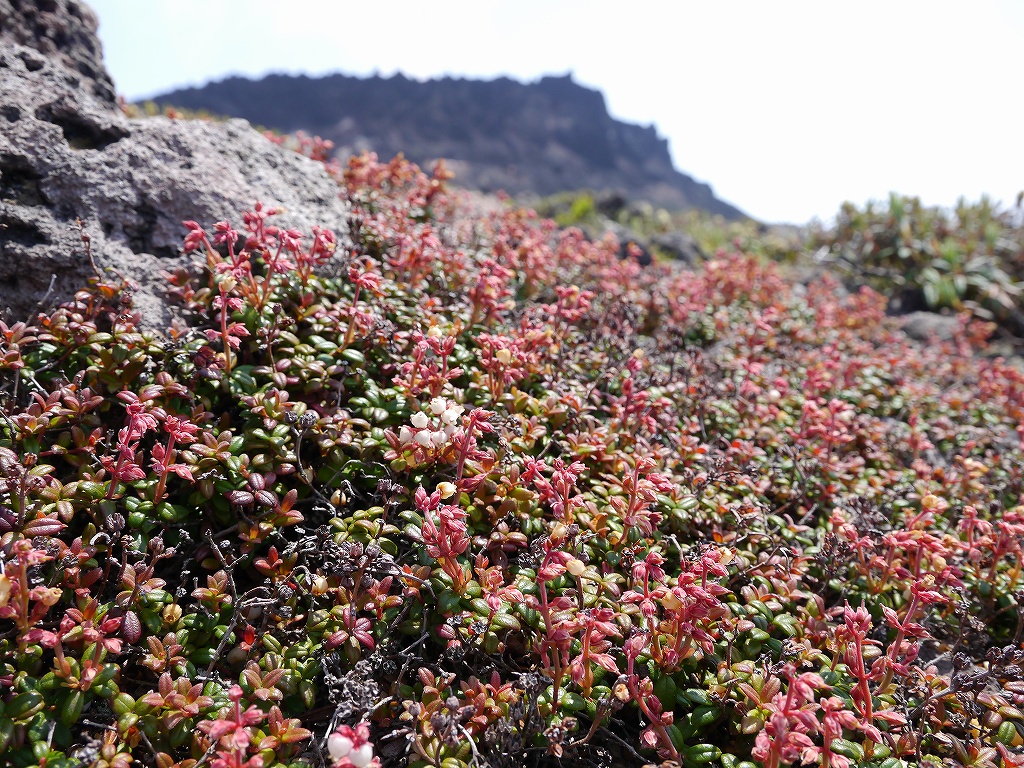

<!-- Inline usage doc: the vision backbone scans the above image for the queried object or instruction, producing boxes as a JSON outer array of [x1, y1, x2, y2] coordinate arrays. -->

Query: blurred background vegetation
[[534, 188, 1024, 341]]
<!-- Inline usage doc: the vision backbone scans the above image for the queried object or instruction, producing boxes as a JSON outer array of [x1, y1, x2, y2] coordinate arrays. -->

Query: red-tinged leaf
[[254, 490, 277, 508], [56, 500, 75, 521], [168, 464, 194, 481], [122, 611, 142, 644], [279, 727, 313, 744], [765, 677, 783, 699], [23, 515, 65, 536], [121, 566, 137, 590], [227, 490, 255, 506], [874, 709, 907, 725], [0, 508, 16, 533]]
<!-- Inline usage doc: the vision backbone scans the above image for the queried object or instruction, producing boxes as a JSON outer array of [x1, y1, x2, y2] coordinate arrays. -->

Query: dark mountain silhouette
[[146, 72, 746, 219]]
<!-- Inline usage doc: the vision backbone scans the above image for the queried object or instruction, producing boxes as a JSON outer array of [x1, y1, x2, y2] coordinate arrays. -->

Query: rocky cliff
[[148, 72, 746, 219]]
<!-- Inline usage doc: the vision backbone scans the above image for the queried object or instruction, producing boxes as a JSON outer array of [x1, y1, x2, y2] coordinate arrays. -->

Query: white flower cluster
[[327, 732, 374, 767], [398, 397, 465, 450]]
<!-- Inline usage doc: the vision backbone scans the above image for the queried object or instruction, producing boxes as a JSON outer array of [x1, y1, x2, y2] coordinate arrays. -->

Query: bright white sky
[[89, 0, 1024, 224]]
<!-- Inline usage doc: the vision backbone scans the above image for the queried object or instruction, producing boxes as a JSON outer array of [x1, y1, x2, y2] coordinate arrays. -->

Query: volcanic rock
[[0, 0, 114, 103], [0, 0, 350, 325]]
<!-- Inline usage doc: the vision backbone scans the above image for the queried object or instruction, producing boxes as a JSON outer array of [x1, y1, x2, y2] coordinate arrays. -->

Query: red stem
[[151, 434, 177, 502]]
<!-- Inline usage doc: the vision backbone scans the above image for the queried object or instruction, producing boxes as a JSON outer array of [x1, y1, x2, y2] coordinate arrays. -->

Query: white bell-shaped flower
[[327, 733, 353, 760], [348, 743, 375, 768]]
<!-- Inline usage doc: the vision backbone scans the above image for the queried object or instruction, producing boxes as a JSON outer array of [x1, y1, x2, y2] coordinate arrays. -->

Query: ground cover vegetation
[[811, 195, 1024, 333], [542, 189, 1024, 339], [2, 145, 1024, 768]]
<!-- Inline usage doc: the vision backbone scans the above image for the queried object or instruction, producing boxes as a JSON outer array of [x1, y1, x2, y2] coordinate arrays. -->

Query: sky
[[89, 0, 1024, 224]]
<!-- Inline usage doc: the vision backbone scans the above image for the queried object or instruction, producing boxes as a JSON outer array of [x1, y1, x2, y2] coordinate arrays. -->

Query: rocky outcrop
[[0, 0, 350, 325], [148, 72, 746, 220], [0, 0, 114, 103]]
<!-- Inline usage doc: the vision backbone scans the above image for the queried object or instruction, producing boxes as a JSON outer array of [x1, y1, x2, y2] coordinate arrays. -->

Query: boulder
[[0, 0, 350, 326], [898, 311, 961, 342], [592, 190, 628, 218], [0, 0, 114, 103], [650, 231, 706, 266]]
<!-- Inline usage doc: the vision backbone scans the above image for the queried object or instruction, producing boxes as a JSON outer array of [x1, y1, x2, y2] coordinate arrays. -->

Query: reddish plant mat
[[1, 153, 1024, 768]]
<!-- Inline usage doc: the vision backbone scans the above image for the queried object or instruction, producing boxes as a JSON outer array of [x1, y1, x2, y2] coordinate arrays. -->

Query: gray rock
[[650, 231, 706, 266], [594, 221, 651, 265], [899, 311, 961, 342], [0, 1, 350, 326], [0, 0, 114, 104], [592, 190, 628, 218]]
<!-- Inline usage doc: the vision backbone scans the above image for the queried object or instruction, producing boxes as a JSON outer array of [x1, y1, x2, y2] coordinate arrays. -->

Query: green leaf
[[829, 738, 864, 761]]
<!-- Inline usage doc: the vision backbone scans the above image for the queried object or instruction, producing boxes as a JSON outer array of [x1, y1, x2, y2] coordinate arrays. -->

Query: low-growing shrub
[[813, 193, 1024, 330], [2, 152, 1024, 768]]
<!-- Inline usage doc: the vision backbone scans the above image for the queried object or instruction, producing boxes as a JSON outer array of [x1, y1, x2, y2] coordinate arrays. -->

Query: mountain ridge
[[146, 70, 746, 220]]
